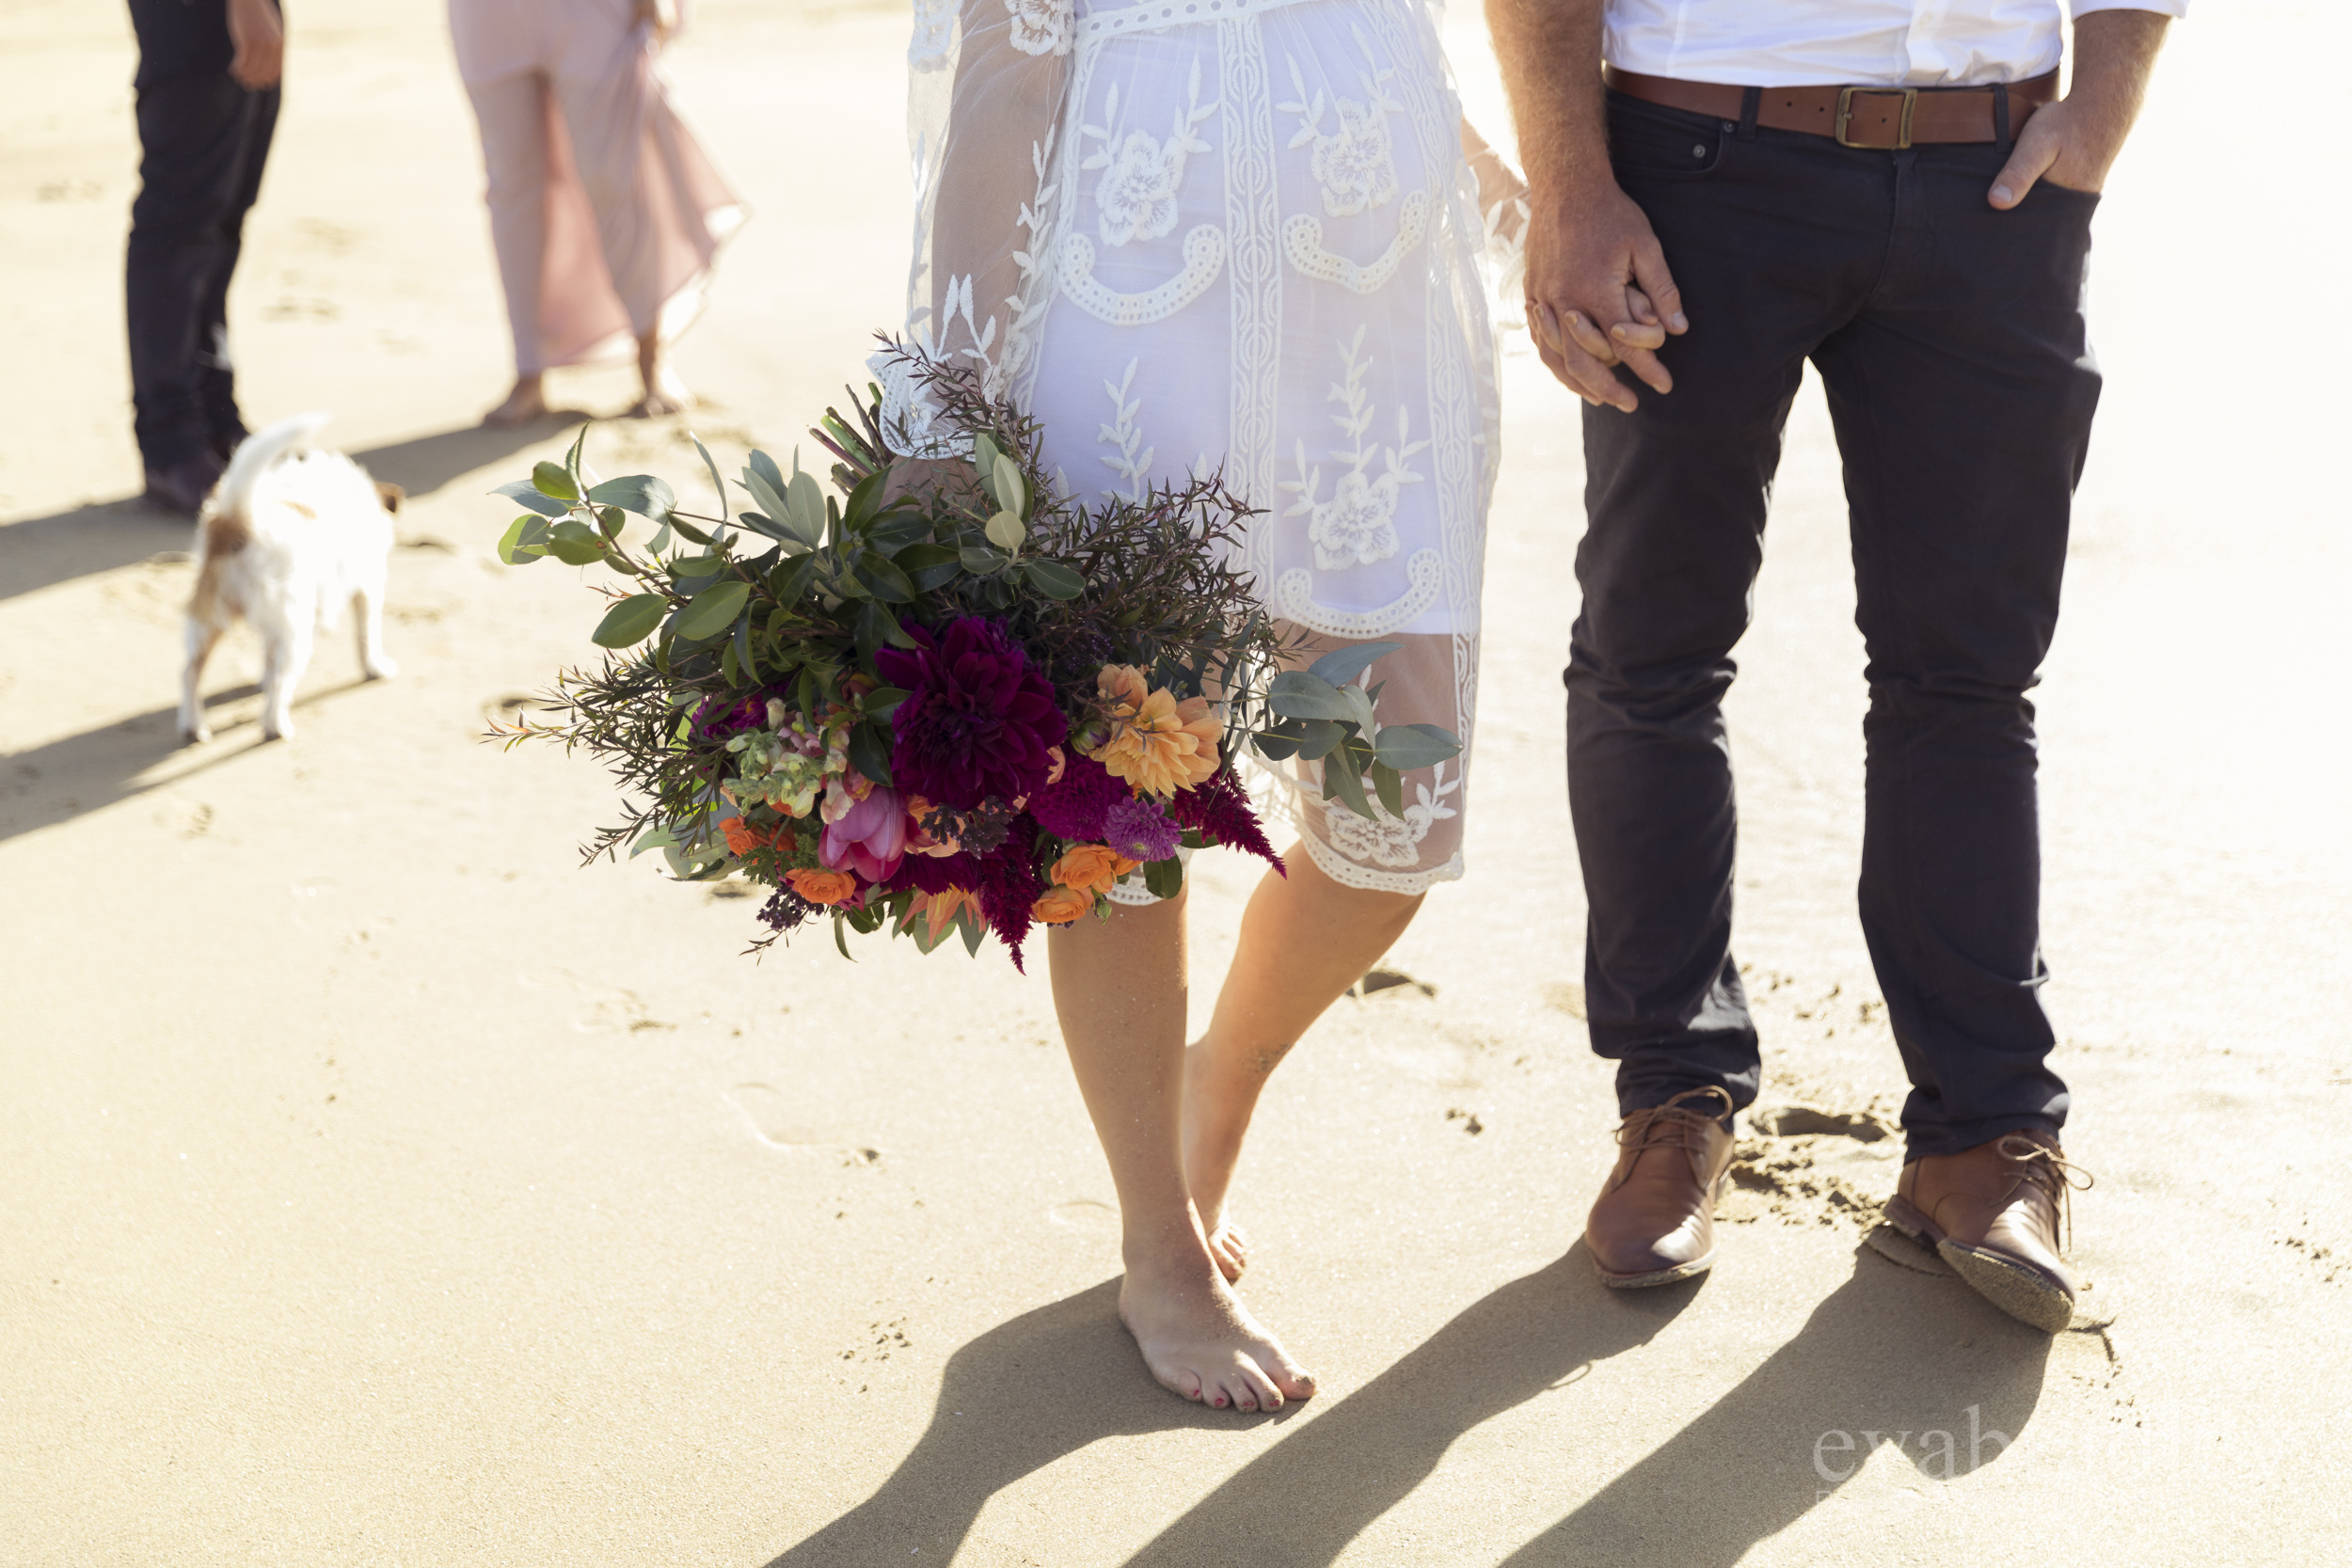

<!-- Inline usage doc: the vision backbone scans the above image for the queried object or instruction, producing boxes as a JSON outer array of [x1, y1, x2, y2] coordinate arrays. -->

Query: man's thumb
[[1989, 131, 2057, 210]]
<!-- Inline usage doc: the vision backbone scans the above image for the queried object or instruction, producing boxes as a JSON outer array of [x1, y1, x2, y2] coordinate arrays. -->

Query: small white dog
[[178, 412, 402, 743]]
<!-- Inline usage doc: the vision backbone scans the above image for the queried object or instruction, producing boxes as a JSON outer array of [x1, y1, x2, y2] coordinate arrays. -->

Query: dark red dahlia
[[876, 617, 1068, 812]]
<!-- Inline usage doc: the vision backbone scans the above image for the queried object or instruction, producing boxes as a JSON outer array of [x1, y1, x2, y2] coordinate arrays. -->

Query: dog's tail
[[215, 411, 333, 517]]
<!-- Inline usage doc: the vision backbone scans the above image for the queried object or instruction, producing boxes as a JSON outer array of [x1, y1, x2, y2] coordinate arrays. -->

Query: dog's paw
[[180, 723, 213, 747]]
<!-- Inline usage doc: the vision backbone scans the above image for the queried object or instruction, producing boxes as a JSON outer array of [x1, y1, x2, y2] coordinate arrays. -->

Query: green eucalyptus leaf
[[847, 721, 894, 787], [1023, 559, 1085, 601], [1321, 744, 1376, 821], [1266, 671, 1357, 721], [983, 509, 1026, 551], [546, 520, 605, 565], [1294, 718, 1346, 761], [1143, 856, 1184, 901], [1306, 641, 1403, 689], [585, 474, 675, 519], [496, 515, 550, 565], [495, 481, 568, 517], [787, 468, 829, 550], [531, 461, 578, 501], [676, 579, 750, 641], [592, 594, 669, 648], [690, 432, 728, 510], [1372, 722, 1463, 771], [668, 514, 715, 546], [733, 611, 758, 681], [959, 545, 1006, 576], [594, 504, 625, 540], [1371, 759, 1405, 818], [645, 521, 675, 556], [862, 686, 911, 721], [993, 454, 1027, 518], [858, 551, 916, 604]]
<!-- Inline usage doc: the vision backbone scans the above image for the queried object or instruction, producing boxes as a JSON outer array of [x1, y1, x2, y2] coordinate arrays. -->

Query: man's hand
[[1989, 9, 2170, 208], [1523, 180, 1686, 411], [1487, 0, 1684, 412], [226, 0, 283, 90]]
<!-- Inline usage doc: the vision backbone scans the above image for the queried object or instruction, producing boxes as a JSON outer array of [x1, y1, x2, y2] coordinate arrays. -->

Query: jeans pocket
[[1606, 95, 1734, 182]]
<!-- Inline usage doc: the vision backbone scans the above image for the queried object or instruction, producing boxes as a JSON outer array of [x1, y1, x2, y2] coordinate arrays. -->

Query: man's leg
[[197, 79, 279, 457], [1815, 146, 2100, 1333], [127, 71, 264, 490], [1572, 100, 1878, 1123], [1571, 102, 1888, 1287], [1811, 148, 2100, 1164]]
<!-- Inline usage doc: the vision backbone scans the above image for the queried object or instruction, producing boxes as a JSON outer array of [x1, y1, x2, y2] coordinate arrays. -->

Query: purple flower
[[1169, 767, 1284, 875], [875, 617, 1068, 812], [1029, 752, 1124, 841], [1103, 795, 1181, 863]]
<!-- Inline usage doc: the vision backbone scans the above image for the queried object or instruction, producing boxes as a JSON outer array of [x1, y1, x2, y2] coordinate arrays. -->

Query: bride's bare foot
[[1118, 1245, 1314, 1412], [629, 335, 692, 418], [1184, 1039, 1274, 1282], [483, 374, 547, 427]]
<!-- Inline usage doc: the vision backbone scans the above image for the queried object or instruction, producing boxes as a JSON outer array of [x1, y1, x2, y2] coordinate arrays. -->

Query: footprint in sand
[[1047, 1199, 1120, 1234], [728, 1083, 878, 1161]]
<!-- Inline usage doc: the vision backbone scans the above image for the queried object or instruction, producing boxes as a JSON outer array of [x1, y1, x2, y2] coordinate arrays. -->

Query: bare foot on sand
[[1184, 1040, 1269, 1282], [630, 337, 692, 418], [1119, 1246, 1313, 1412], [484, 374, 547, 428]]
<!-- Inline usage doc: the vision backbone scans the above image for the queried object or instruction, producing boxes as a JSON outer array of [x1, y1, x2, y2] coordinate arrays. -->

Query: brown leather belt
[[1604, 67, 2058, 150]]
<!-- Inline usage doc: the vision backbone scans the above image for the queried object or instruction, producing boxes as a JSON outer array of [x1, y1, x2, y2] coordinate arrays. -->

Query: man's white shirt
[[1601, 0, 2188, 87]]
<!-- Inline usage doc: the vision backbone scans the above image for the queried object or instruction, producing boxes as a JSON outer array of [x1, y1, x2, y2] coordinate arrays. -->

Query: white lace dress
[[885, 0, 1520, 894]]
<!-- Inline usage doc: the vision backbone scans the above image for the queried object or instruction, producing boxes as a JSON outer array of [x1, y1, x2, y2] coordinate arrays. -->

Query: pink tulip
[[819, 784, 908, 881]]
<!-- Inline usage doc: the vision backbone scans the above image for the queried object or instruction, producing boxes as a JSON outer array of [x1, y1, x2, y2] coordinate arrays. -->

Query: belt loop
[[1994, 81, 2012, 148], [1738, 85, 1761, 140]]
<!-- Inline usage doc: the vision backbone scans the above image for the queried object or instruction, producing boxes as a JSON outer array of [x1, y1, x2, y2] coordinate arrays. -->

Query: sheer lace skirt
[[1019, 0, 1498, 895]]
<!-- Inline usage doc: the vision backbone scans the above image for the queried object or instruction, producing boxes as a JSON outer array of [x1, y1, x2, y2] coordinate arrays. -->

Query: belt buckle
[[1836, 86, 1916, 150]]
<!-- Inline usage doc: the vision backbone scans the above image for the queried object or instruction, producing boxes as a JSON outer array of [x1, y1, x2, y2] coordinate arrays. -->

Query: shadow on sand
[[1492, 1245, 2051, 1566], [0, 418, 565, 605], [767, 1250, 1698, 1566], [0, 684, 370, 846], [768, 1243, 2053, 1567]]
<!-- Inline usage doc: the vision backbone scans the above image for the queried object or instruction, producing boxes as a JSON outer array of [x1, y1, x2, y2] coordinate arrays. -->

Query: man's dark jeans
[[126, 0, 278, 470], [1569, 91, 2102, 1161]]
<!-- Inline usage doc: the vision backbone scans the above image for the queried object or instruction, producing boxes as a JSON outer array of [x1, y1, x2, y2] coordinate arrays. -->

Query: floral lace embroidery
[[1277, 31, 1404, 217], [910, 0, 955, 68], [1321, 758, 1459, 868], [1279, 325, 1427, 571], [1283, 188, 1428, 294], [1098, 358, 1153, 501], [1273, 548, 1442, 638], [1057, 224, 1229, 326], [1006, 0, 1074, 57], [1081, 66, 1218, 247]]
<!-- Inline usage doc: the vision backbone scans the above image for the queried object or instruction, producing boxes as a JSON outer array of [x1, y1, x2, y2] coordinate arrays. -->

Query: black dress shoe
[[142, 453, 225, 518]]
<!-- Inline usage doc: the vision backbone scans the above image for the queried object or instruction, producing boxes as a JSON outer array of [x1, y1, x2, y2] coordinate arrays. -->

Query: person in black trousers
[[1490, 0, 2177, 1333], [125, 0, 284, 515]]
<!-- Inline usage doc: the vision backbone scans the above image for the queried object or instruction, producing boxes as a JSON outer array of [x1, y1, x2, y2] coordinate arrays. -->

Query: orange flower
[[723, 816, 789, 856], [1031, 883, 1095, 925], [786, 867, 859, 906], [1085, 665, 1220, 796], [900, 886, 979, 944], [1050, 843, 1143, 898]]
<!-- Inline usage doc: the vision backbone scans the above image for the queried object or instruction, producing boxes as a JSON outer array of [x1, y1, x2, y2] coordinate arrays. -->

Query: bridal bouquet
[[490, 348, 1460, 966]]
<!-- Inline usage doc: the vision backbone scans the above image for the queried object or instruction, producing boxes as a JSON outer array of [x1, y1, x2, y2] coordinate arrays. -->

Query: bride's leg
[[1047, 893, 1316, 1411], [1186, 848, 1424, 1279]]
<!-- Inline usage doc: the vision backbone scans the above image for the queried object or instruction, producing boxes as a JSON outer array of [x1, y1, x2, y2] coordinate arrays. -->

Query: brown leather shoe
[[1885, 1129, 2089, 1333], [1584, 1085, 1736, 1288]]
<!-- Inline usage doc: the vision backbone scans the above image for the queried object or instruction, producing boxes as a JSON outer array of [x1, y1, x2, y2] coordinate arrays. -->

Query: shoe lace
[[1995, 1134, 2094, 1252], [1615, 1085, 1736, 1160]]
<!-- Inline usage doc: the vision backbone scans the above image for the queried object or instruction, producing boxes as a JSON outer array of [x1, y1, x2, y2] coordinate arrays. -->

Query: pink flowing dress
[[450, 0, 746, 372]]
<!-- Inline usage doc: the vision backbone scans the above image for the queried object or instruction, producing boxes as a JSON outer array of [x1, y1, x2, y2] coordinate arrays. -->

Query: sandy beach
[[4, 1, 2347, 1561]]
